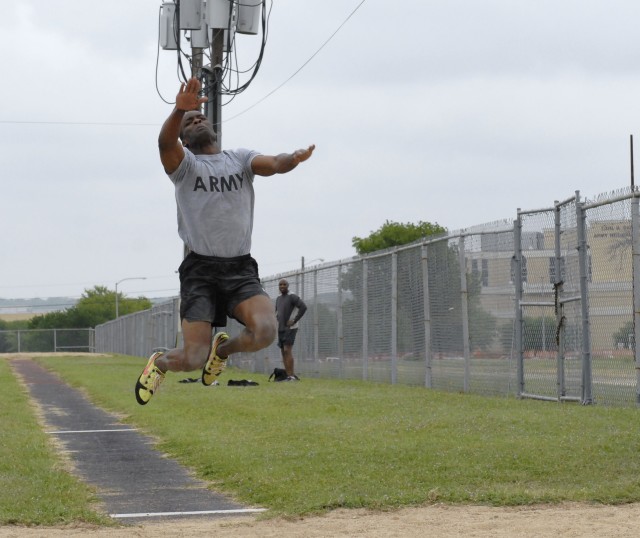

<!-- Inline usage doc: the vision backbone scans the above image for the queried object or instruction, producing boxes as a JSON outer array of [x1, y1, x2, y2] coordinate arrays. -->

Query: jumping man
[[135, 78, 315, 404]]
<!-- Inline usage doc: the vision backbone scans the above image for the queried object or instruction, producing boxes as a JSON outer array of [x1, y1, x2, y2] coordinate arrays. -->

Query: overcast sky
[[2, 0, 639, 301]]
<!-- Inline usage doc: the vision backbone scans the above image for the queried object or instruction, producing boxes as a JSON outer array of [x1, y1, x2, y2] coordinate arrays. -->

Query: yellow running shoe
[[202, 332, 229, 386], [135, 351, 166, 405]]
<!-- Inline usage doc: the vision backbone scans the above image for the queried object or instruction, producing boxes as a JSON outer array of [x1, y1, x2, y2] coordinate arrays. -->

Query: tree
[[613, 321, 634, 350], [29, 285, 152, 330], [467, 271, 497, 352], [342, 220, 497, 357], [0, 319, 10, 352], [499, 316, 557, 354], [352, 220, 447, 255]]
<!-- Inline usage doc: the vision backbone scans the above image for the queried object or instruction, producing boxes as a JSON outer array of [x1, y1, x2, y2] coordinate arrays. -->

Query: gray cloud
[[1, 0, 639, 299]]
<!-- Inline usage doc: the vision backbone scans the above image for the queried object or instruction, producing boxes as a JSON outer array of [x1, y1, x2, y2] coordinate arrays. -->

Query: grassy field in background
[[3, 353, 640, 525]]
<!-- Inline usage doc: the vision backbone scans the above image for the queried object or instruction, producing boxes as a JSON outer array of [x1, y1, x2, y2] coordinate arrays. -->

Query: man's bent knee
[[253, 318, 276, 349]]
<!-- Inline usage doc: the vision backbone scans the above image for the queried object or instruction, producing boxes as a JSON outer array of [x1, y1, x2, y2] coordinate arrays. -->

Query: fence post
[[54, 329, 57, 352], [575, 192, 593, 404], [337, 264, 344, 377], [362, 258, 369, 381], [632, 193, 640, 406], [391, 252, 398, 384], [554, 201, 567, 400], [458, 234, 470, 392], [313, 269, 319, 362], [514, 212, 525, 397], [421, 244, 432, 388], [172, 297, 181, 348]]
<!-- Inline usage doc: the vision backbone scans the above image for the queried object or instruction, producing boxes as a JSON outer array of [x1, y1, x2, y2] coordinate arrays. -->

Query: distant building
[[467, 219, 633, 352]]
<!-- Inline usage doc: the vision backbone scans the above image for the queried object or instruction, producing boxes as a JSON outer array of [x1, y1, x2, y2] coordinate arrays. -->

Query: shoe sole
[[135, 352, 164, 405], [202, 332, 229, 386], [135, 379, 151, 405]]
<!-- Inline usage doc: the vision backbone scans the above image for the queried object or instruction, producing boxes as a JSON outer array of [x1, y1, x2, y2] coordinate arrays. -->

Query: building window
[[547, 256, 590, 283], [510, 256, 528, 284], [548, 256, 566, 284], [472, 259, 489, 287]]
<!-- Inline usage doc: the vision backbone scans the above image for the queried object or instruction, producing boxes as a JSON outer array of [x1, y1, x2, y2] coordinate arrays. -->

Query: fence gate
[[515, 193, 592, 404]]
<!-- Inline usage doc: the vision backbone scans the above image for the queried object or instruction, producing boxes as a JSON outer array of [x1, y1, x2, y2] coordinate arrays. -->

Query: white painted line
[[46, 428, 137, 434], [111, 508, 266, 518]]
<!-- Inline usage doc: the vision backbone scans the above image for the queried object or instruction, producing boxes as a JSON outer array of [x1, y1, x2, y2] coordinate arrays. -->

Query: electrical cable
[[222, 0, 271, 97], [224, 0, 367, 122], [203, 0, 271, 102]]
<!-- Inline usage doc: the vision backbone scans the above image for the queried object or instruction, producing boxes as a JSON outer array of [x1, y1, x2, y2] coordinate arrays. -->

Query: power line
[[224, 0, 368, 123], [0, 276, 176, 291], [0, 288, 179, 310], [0, 120, 158, 127], [0, 303, 77, 311]]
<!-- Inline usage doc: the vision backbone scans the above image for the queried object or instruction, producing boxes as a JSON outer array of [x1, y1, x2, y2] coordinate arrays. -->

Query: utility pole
[[205, 30, 225, 148], [631, 134, 635, 189]]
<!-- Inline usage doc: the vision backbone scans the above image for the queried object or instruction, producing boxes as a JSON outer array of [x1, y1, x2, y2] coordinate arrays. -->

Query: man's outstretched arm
[[251, 145, 316, 177], [158, 78, 208, 174]]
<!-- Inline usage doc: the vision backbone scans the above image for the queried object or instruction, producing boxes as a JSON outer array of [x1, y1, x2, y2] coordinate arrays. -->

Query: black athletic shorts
[[178, 252, 268, 326], [277, 328, 298, 348]]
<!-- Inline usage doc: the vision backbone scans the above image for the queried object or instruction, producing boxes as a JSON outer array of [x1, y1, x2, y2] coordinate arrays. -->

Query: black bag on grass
[[268, 368, 288, 382]]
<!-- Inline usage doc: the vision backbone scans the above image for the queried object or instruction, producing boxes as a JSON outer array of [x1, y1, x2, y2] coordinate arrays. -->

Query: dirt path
[[3, 503, 640, 538]]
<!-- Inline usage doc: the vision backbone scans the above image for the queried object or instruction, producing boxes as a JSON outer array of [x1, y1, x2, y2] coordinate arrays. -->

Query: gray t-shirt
[[169, 147, 261, 257]]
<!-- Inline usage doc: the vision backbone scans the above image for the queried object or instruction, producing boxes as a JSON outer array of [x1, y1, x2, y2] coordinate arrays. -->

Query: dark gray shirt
[[275, 293, 307, 330]]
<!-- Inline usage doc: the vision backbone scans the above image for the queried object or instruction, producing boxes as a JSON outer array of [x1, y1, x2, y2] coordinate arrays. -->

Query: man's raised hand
[[176, 78, 208, 111], [292, 144, 316, 165]]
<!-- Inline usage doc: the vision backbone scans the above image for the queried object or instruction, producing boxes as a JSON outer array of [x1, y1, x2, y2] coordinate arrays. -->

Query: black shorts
[[277, 328, 298, 348], [178, 252, 268, 326]]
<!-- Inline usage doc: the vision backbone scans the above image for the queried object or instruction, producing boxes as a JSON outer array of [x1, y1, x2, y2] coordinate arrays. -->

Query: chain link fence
[[95, 186, 640, 407], [0, 329, 95, 353], [94, 299, 180, 357]]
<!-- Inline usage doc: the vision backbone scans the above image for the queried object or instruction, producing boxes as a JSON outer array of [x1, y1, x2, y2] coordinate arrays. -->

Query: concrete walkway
[[11, 359, 264, 524]]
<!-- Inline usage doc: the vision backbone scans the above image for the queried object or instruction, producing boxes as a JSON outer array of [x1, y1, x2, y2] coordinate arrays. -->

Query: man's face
[[181, 111, 216, 147], [279, 280, 289, 294]]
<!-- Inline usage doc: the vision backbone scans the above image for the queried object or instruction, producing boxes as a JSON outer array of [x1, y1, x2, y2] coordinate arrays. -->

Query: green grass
[[4, 353, 640, 525], [0, 359, 113, 526]]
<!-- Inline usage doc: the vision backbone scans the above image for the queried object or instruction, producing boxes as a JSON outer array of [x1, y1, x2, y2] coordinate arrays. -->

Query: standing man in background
[[275, 278, 307, 381]]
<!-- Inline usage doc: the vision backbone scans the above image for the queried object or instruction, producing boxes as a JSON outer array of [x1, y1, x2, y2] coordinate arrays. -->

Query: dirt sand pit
[[3, 503, 640, 538]]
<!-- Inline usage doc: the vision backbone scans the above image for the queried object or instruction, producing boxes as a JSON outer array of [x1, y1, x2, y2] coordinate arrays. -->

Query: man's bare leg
[[135, 318, 213, 405], [282, 344, 294, 376], [155, 319, 212, 373], [216, 294, 277, 358]]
